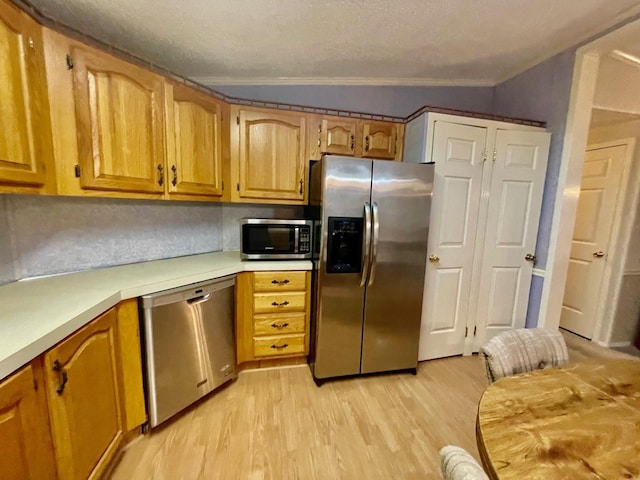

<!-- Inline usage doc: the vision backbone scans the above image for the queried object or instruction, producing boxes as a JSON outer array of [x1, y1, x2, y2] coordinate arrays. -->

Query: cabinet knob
[[429, 254, 439, 263], [157, 164, 164, 186], [271, 343, 289, 350], [271, 279, 290, 285], [365, 136, 370, 151], [299, 179, 303, 195], [593, 251, 605, 258], [350, 134, 355, 151]]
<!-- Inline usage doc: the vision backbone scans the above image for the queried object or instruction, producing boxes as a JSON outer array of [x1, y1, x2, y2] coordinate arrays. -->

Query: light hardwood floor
[[110, 332, 634, 480]]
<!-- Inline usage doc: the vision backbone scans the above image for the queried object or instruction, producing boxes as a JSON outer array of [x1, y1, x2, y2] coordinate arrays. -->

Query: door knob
[[429, 254, 439, 263], [593, 251, 605, 258], [525, 253, 536, 262]]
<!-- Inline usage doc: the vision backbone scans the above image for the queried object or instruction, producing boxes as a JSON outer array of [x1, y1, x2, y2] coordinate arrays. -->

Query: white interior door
[[419, 121, 486, 360], [560, 144, 627, 339], [474, 130, 551, 348]]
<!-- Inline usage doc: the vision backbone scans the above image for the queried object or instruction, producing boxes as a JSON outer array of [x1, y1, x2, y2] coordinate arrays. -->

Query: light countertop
[[0, 251, 312, 380]]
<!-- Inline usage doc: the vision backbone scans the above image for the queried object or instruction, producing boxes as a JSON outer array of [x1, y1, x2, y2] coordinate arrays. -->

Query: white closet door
[[474, 130, 550, 348], [419, 121, 486, 360]]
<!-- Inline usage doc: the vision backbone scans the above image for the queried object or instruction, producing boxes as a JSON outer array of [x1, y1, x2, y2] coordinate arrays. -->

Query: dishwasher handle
[[187, 293, 211, 305]]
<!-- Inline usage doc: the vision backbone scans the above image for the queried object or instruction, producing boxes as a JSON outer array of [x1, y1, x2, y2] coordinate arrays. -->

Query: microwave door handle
[[294, 227, 299, 253], [367, 202, 380, 287], [360, 202, 372, 287]]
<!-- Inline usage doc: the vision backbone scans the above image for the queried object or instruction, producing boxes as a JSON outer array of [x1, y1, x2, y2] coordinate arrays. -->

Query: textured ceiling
[[24, 0, 640, 86]]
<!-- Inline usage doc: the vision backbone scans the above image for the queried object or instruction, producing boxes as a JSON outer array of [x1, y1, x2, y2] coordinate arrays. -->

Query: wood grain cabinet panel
[[360, 120, 399, 160], [253, 334, 305, 357], [0, 0, 55, 192], [0, 361, 57, 480], [165, 82, 227, 199], [231, 106, 307, 203], [253, 291, 307, 314], [320, 117, 357, 156], [70, 45, 165, 194], [44, 307, 125, 480], [253, 271, 307, 292], [253, 312, 306, 336]]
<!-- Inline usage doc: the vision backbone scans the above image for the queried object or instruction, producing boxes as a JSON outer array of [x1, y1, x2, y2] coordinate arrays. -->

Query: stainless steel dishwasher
[[140, 275, 236, 428]]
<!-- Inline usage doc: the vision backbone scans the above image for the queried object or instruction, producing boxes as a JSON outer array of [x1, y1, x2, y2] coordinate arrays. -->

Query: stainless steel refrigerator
[[309, 155, 434, 382]]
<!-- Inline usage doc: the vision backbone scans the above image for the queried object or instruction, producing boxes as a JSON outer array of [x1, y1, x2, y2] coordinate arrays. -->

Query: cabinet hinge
[[66, 54, 74, 70], [482, 148, 487, 163], [465, 327, 468, 338], [237, 183, 240, 191], [236, 116, 240, 125], [492, 149, 497, 162], [74, 164, 81, 178]]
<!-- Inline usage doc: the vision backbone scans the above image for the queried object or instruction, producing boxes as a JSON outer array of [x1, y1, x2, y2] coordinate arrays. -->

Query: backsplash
[[0, 197, 15, 285], [0, 195, 307, 285]]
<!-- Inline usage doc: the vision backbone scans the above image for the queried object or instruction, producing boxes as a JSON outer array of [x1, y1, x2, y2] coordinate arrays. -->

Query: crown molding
[[188, 76, 496, 87]]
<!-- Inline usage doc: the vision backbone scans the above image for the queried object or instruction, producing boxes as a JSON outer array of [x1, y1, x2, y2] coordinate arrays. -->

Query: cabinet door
[[70, 45, 165, 194], [234, 108, 307, 202], [44, 308, 124, 480], [320, 117, 357, 156], [0, 362, 57, 480], [474, 130, 550, 347], [360, 120, 398, 160], [165, 82, 225, 198], [0, 2, 53, 190]]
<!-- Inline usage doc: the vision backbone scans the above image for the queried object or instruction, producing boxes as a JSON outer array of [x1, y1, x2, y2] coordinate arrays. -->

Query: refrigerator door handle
[[360, 202, 372, 287], [368, 202, 380, 287]]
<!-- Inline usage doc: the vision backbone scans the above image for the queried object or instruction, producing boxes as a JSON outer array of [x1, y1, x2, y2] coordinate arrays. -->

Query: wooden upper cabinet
[[360, 120, 399, 160], [232, 106, 307, 203], [165, 82, 227, 199], [0, 1, 54, 192], [70, 45, 165, 194], [0, 361, 57, 480], [44, 307, 125, 480], [320, 117, 357, 156]]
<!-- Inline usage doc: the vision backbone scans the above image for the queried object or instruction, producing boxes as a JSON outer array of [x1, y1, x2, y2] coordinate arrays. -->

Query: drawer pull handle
[[271, 343, 289, 350], [271, 322, 289, 329], [271, 301, 290, 307], [53, 360, 68, 395], [271, 279, 290, 285]]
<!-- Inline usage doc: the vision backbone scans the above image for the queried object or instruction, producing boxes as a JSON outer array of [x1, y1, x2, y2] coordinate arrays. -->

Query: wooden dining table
[[476, 358, 640, 479]]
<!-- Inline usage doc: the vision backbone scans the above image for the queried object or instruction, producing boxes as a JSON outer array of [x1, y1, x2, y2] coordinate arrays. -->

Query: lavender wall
[[214, 85, 495, 118]]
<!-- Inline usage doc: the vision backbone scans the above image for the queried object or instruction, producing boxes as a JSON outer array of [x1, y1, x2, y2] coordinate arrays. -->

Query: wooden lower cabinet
[[0, 361, 57, 480], [236, 270, 311, 364], [44, 307, 125, 480]]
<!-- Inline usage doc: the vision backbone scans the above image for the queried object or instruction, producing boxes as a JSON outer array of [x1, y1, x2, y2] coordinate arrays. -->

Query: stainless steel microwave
[[240, 219, 313, 260]]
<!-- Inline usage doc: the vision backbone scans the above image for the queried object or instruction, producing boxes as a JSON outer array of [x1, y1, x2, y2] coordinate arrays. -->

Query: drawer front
[[253, 334, 305, 357], [253, 271, 307, 292], [254, 291, 306, 314], [254, 312, 306, 336]]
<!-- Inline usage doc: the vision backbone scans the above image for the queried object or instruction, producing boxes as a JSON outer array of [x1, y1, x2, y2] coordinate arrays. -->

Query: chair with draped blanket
[[439, 446, 489, 480], [479, 328, 569, 384]]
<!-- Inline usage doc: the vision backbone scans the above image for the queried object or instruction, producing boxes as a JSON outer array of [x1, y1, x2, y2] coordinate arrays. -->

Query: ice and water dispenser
[[326, 217, 363, 274]]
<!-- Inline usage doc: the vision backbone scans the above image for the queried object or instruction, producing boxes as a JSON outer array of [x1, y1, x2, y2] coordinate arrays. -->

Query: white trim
[[624, 270, 640, 275], [188, 76, 495, 87], [537, 52, 601, 330], [606, 341, 632, 348], [589, 138, 637, 344], [532, 268, 545, 278]]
